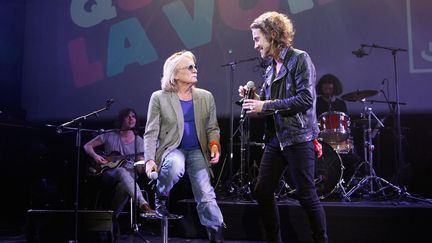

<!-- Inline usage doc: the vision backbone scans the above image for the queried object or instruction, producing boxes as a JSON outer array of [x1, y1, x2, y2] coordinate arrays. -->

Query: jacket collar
[[265, 47, 293, 85]]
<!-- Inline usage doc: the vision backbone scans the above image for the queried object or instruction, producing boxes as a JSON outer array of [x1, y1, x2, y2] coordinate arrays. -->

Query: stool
[[140, 213, 183, 243]]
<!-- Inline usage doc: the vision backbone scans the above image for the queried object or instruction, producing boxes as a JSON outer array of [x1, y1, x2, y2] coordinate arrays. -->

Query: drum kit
[[278, 89, 402, 200], [317, 90, 381, 154]]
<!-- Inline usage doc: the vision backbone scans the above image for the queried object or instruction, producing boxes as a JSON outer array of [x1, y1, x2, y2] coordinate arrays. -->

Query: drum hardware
[[327, 136, 355, 154], [344, 100, 402, 200], [276, 179, 296, 200]]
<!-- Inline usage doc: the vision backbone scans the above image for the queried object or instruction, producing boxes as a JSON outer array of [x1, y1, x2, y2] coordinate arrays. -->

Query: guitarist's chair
[[82, 173, 117, 210], [85, 171, 155, 234]]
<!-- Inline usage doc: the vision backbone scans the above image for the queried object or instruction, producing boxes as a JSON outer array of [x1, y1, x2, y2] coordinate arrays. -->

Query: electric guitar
[[88, 151, 144, 176]]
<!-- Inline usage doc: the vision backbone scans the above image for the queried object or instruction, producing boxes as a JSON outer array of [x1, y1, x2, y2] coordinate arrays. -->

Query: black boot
[[155, 193, 170, 218], [207, 225, 224, 243]]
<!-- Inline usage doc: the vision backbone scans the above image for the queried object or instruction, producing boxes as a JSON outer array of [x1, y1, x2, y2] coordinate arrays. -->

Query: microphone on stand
[[352, 44, 368, 58], [105, 98, 114, 109], [240, 81, 255, 119]]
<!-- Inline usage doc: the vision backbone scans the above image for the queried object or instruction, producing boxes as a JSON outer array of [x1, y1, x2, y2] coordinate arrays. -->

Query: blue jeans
[[156, 149, 224, 230], [255, 137, 328, 243]]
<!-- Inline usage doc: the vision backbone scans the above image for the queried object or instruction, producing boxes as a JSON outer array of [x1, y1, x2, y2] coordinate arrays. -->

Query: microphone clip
[[352, 45, 368, 58], [105, 99, 114, 110]]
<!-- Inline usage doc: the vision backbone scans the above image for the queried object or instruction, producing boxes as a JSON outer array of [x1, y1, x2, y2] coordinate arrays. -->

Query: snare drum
[[318, 111, 351, 143]]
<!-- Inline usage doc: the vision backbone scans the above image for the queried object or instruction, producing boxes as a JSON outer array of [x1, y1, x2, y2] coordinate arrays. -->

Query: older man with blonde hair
[[144, 50, 224, 242]]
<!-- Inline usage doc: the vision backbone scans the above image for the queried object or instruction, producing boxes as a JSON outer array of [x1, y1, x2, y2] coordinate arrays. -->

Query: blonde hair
[[250, 11, 295, 59], [161, 50, 196, 92]]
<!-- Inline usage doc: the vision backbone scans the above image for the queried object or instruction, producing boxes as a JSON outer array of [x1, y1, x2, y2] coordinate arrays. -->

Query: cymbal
[[341, 90, 378, 102]]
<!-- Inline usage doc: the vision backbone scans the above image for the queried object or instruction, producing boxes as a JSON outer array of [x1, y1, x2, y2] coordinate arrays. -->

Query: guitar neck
[[107, 152, 144, 162]]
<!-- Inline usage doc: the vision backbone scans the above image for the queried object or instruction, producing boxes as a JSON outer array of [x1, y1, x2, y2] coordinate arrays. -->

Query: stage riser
[[173, 201, 431, 243], [26, 209, 114, 243]]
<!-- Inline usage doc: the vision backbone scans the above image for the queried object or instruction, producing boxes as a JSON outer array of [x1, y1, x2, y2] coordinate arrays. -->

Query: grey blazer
[[144, 87, 220, 167]]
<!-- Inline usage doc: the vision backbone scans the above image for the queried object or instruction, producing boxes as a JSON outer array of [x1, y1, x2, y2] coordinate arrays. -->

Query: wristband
[[209, 140, 221, 152]]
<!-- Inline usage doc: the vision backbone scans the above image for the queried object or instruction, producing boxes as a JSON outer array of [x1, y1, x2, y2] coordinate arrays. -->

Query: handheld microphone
[[150, 171, 158, 180], [352, 44, 368, 58], [148, 171, 158, 185], [240, 81, 255, 118]]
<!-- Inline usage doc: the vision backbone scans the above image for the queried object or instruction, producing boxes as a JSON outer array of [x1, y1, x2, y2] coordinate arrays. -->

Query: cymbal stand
[[345, 100, 402, 199], [362, 43, 407, 184]]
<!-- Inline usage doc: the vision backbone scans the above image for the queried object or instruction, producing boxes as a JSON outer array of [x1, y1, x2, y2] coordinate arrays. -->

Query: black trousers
[[254, 137, 328, 243]]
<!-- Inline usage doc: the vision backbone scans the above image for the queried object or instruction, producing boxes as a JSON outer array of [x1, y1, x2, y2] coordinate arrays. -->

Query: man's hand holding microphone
[[145, 160, 158, 183], [238, 81, 265, 116]]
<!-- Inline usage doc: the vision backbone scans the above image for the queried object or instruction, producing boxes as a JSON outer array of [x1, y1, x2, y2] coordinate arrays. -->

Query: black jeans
[[255, 137, 328, 243]]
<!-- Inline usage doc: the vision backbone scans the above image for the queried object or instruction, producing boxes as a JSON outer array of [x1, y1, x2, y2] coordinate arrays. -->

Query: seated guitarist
[[84, 107, 154, 219]]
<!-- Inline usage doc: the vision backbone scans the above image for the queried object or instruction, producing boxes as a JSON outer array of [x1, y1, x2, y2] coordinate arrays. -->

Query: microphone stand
[[354, 44, 431, 203], [46, 100, 113, 243], [237, 113, 254, 201], [221, 115, 252, 200], [131, 130, 149, 242], [362, 44, 407, 185], [221, 57, 258, 193]]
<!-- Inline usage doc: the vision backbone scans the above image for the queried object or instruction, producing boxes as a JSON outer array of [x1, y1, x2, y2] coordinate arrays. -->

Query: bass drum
[[277, 141, 347, 200], [315, 141, 345, 199]]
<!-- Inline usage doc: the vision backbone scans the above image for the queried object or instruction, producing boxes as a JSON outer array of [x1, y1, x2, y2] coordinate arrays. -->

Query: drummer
[[316, 73, 348, 117]]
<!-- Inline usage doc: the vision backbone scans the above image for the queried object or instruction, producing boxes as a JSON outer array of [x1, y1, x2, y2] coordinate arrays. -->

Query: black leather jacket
[[260, 47, 320, 148]]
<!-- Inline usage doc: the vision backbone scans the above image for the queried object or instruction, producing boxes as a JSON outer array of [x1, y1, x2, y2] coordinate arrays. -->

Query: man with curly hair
[[239, 11, 328, 243]]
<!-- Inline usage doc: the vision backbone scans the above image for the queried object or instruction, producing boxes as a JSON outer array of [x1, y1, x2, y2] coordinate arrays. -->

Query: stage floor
[[19, 194, 432, 243], [169, 196, 432, 243]]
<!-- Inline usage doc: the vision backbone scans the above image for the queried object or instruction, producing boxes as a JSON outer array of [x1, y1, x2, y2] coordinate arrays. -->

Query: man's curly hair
[[250, 11, 295, 59]]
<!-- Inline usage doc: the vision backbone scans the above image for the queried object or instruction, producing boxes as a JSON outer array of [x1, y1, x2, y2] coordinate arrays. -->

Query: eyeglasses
[[179, 64, 198, 71]]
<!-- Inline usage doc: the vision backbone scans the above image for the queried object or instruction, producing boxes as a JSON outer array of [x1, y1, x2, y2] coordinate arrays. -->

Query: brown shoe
[[140, 203, 155, 214]]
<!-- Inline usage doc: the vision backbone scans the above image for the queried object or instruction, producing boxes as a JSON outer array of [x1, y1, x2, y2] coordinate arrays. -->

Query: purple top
[[179, 100, 200, 150]]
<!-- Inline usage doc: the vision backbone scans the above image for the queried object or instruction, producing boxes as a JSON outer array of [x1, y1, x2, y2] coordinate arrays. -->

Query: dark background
[[1, 0, 431, 235]]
